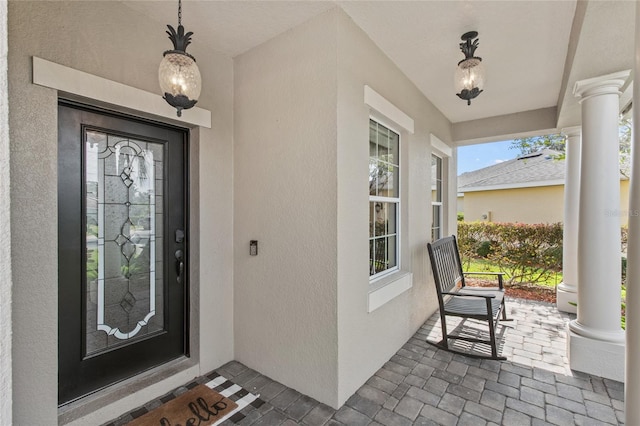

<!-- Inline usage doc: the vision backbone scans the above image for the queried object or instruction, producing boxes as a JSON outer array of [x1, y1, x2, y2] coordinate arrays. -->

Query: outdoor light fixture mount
[[159, 0, 202, 117], [455, 31, 485, 106]]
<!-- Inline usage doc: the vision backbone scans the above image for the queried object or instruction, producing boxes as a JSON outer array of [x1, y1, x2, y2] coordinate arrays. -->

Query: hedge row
[[457, 222, 563, 285], [458, 222, 629, 285]]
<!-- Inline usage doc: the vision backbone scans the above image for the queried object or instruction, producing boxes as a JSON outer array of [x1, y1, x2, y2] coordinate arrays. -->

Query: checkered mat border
[[114, 373, 264, 426], [205, 373, 264, 424]]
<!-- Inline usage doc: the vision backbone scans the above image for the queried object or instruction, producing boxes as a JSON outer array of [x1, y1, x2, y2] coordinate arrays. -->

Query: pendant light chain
[[178, 0, 182, 26]]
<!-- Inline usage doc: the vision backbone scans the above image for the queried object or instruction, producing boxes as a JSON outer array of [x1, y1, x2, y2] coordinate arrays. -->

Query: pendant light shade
[[159, 0, 202, 117], [159, 51, 201, 115], [455, 31, 484, 106]]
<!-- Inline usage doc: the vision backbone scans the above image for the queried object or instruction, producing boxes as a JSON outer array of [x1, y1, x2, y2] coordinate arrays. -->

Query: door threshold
[[58, 357, 197, 426]]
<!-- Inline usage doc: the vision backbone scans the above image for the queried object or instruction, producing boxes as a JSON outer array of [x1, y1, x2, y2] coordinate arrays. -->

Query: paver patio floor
[[107, 298, 625, 425]]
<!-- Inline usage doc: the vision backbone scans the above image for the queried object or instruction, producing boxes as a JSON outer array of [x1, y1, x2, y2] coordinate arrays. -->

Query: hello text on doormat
[[127, 384, 238, 426]]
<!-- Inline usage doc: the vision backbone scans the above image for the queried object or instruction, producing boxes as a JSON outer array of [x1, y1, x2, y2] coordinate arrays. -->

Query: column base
[[556, 282, 577, 314], [567, 326, 625, 382]]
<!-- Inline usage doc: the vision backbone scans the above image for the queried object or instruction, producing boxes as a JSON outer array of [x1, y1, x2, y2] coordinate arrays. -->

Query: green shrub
[[476, 241, 494, 258], [458, 222, 563, 285], [457, 212, 464, 221]]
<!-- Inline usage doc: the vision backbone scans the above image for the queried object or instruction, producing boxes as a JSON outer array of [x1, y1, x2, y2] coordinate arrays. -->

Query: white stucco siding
[[335, 10, 453, 405], [0, 1, 12, 425], [233, 9, 340, 407], [8, 2, 234, 424]]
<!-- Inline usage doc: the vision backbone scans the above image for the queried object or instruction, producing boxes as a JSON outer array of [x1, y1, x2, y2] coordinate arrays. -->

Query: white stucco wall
[[233, 7, 454, 409], [0, 1, 12, 425], [8, 2, 234, 424], [335, 10, 453, 405], [233, 9, 340, 406]]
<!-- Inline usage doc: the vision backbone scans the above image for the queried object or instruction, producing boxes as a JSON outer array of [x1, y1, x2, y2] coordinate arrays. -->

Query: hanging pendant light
[[159, 0, 202, 117], [455, 31, 485, 106]]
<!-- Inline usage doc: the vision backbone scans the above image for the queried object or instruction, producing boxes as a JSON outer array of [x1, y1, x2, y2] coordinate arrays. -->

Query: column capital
[[561, 126, 581, 138], [573, 70, 630, 102]]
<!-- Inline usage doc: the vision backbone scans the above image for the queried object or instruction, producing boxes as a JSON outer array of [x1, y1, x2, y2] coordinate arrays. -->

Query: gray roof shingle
[[458, 149, 565, 191]]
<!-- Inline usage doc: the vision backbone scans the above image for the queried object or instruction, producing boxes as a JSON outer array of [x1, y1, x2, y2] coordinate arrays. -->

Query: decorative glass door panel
[[58, 103, 187, 405], [85, 131, 165, 356]]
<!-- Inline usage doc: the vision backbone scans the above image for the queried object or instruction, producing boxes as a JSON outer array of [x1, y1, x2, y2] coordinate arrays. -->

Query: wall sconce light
[[455, 31, 484, 106], [159, 0, 202, 117]]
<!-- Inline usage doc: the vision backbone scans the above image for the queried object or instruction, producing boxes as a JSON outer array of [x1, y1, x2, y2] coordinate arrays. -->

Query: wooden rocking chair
[[426, 235, 510, 360]]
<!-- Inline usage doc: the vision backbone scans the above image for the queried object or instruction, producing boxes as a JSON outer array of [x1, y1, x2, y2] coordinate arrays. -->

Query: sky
[[457, 140, 518, 175]]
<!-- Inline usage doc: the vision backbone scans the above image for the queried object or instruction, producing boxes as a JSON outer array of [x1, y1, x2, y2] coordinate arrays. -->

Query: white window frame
[[431, 153, 443, 241], [430, 133, 452, 241], [369, 118, 401, 281], [364, 86, 415, 312]]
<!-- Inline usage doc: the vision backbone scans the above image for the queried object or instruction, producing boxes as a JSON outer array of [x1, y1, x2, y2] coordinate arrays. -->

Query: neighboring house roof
[[458, 149, 566, 193]]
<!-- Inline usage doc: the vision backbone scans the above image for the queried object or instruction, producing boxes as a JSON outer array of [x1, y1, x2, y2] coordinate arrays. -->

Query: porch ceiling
[[122, 0, 635, 131]]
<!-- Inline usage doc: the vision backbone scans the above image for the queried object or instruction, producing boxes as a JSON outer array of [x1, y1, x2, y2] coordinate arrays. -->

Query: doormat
[[127, 384, 238, 426]]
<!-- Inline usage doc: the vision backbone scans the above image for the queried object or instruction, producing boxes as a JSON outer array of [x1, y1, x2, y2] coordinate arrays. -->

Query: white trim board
[[368, 272, 413, 313], [364, 86, 414, 134], [32, 57, 211, 128], [430, 134, 452, 157]]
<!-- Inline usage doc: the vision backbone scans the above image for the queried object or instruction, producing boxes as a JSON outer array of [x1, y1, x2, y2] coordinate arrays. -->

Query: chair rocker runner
[[427, 235, 511, 360]]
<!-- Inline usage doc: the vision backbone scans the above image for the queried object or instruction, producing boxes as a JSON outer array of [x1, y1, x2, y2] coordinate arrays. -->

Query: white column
[[557, 127, 581, 314], [625, 1, 640, 421], [0, 1, 11, 425], [568, 70, 630, 382]]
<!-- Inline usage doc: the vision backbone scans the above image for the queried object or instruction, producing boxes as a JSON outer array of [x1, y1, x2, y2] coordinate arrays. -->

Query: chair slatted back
[[427, 236, 466, 303]]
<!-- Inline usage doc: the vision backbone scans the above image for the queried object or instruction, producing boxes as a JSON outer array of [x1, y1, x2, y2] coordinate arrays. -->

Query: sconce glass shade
[[455, 58, 484, 105], [159, 51, 201, 116]]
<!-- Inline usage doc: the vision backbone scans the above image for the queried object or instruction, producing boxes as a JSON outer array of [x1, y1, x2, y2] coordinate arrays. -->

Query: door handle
[[175, 249, 184, 283]]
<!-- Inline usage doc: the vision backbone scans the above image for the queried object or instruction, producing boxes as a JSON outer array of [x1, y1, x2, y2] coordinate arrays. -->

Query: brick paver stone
[[302, 404, 336, 426], [584, 400, 618, 424], [457, 411, 488, 426], [480, 389, 506, 411], [346, 393, 382, 419], [419, 405, 457, 426], [333, 406, 372, 426], [394, 396, 424, 421], [438, 393, 466, 416], [464, 400, 502, 423], [502, 408, 533, 426], [520, 386, 545, 407], [375, 408, 414, 426], [406, 386, 440, 406], [546, 404, 575, 426]]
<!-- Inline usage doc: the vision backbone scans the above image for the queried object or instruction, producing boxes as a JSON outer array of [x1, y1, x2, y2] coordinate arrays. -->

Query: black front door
[[58, 102, 189, 405]]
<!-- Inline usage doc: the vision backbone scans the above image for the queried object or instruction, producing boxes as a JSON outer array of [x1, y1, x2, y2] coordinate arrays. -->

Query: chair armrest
[[442, 291, 495, 299], [462, 271, 506, 290], [463, 272, 505, 276]]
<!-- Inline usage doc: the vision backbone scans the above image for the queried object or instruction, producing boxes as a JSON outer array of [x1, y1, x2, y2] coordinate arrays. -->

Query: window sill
[[368, 271, 413, 313]]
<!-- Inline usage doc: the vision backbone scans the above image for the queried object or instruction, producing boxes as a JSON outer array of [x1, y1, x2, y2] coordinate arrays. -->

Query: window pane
[[378, 137, 389, 160], [373, 238, 387, 274], [387, 236, 397, 269], [376, 162, 390, 196], [369, 120, 377, 159], [369, 239, 375, 275], [369, 159, 378, 196], [432, 204, 441, 241], [369, 202, 376, 238], [432, 155, 442, 203], [389, 165, 399, 198], [374, 202, 397, 237], [388, 130, 399, 166]]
